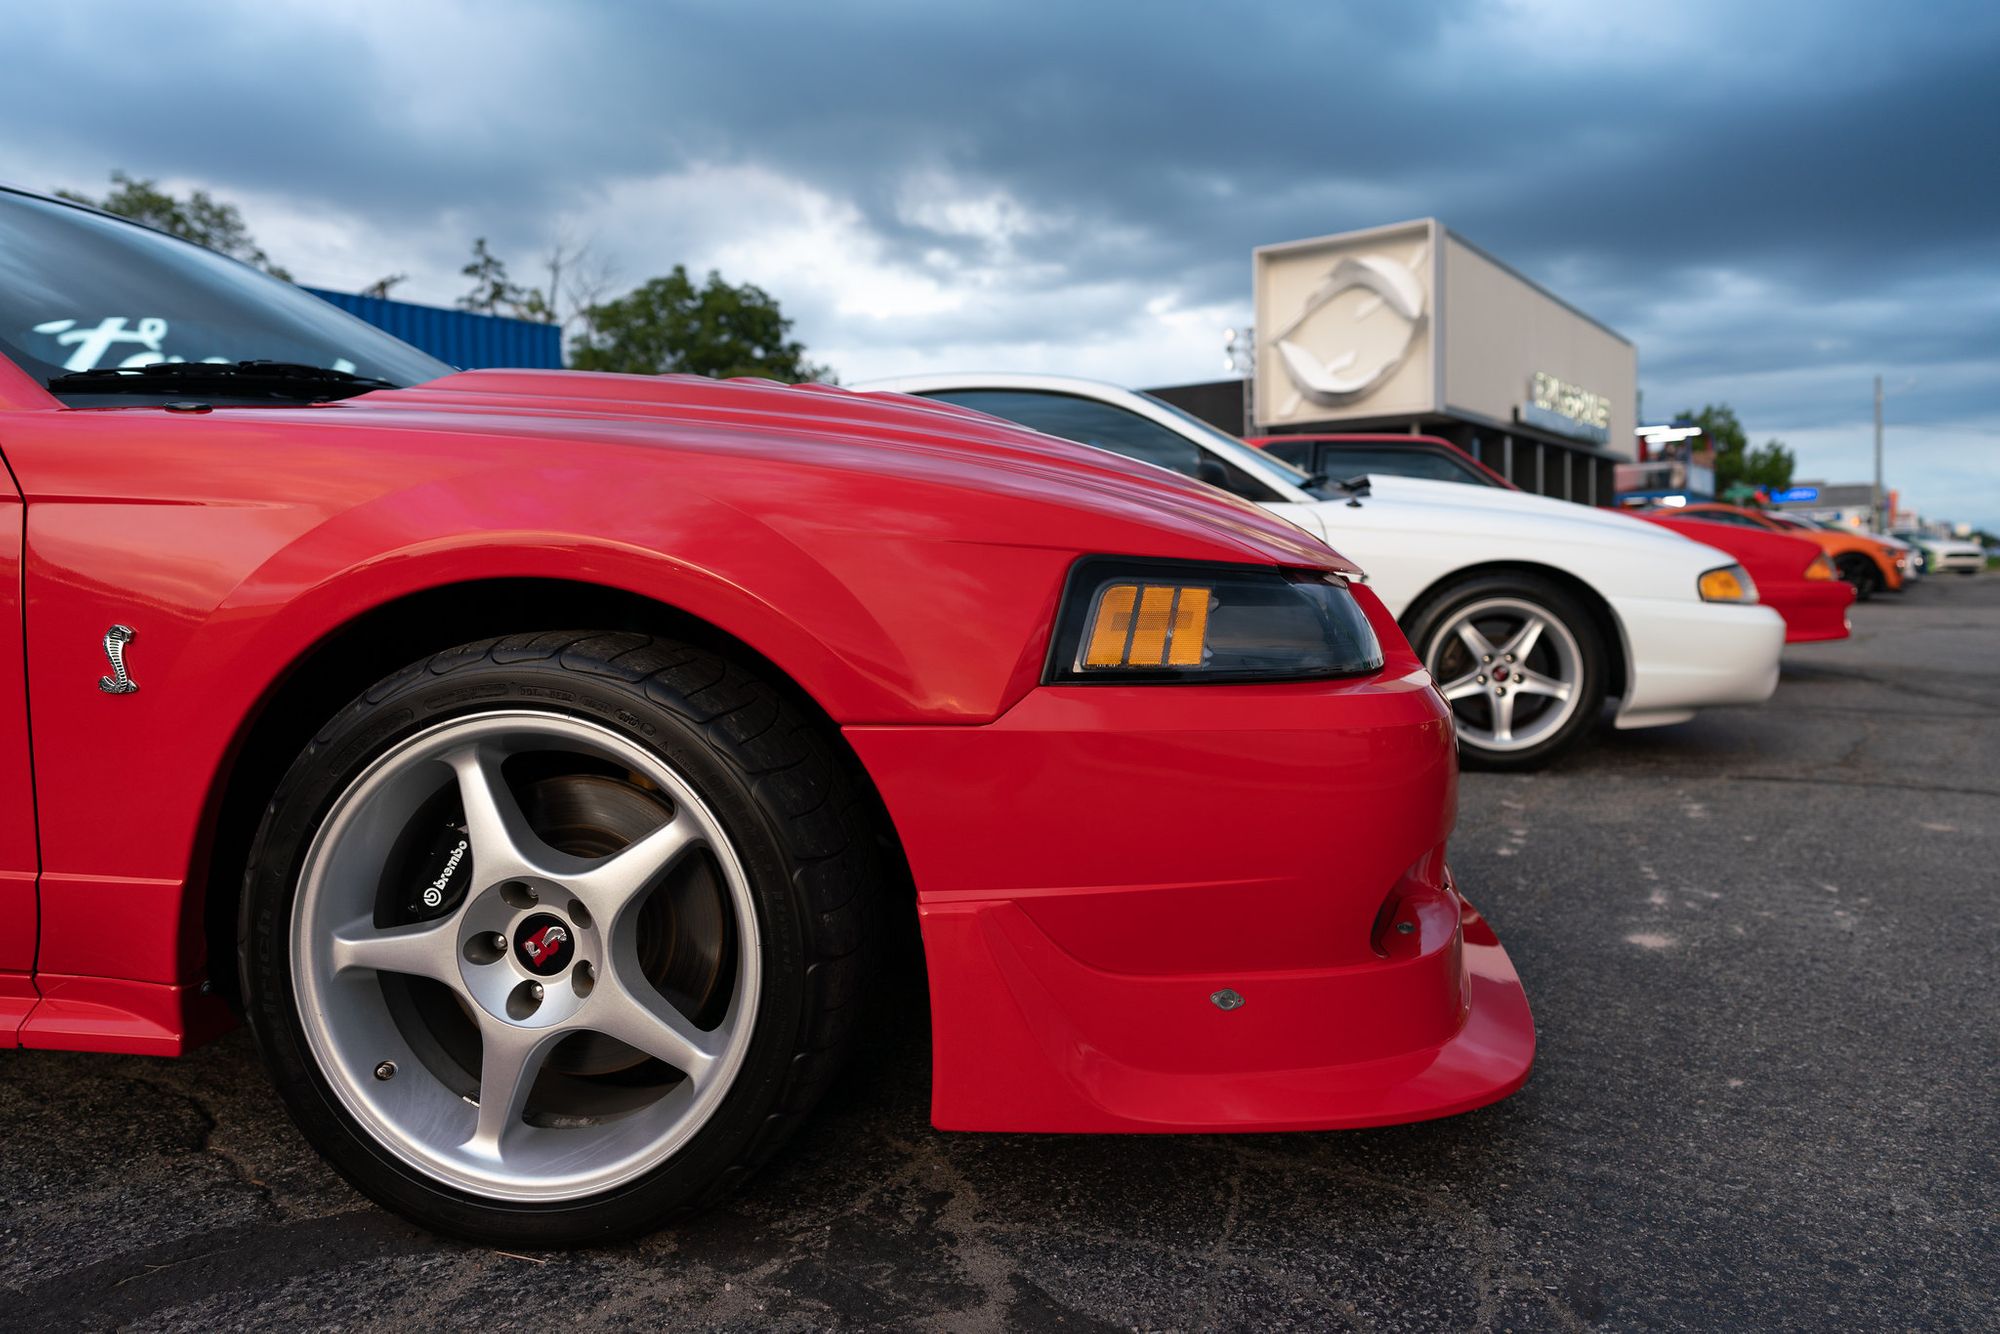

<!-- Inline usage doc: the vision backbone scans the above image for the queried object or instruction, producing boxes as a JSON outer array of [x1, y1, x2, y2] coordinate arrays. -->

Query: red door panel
[[0, 464, 39, 1039]]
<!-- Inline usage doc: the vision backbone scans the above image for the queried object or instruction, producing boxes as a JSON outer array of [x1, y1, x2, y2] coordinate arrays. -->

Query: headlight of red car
[[1697, 563, 1760, 604], [1046, 557, 1384, 683]]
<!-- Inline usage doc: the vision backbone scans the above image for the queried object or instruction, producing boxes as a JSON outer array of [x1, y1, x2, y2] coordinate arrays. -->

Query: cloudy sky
[[5, 0, 1996, 526]]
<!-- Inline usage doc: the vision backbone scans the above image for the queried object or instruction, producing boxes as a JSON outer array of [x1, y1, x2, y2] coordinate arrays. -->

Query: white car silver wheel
[[1426, 596, 1585, 755]]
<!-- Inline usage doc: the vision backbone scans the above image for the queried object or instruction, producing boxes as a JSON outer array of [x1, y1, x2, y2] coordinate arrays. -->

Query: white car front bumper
[[1609, 597, 1786, 729]]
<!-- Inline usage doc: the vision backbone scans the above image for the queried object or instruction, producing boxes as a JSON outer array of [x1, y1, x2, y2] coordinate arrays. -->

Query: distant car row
[[1264, 430, 1988, 590], [1892, 528, 1987, 575]]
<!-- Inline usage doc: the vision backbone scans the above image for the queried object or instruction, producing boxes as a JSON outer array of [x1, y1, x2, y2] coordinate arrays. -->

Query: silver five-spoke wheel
[[1427, 597, 1583, 754], [1411, 577, 1606, 770], [292, 710, 759, 1202]]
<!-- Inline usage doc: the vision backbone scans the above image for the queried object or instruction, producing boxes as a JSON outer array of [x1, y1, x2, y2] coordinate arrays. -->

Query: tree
[[1680, 403, 1796, 497], [360, 274, 408, 300], [570, 266, 831, 382], [457, 237, 551, 322], [56, 170, 292, 279]]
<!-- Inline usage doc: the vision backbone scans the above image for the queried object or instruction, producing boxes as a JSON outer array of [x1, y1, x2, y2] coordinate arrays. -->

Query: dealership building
[[1150, 218, 1637, 505]]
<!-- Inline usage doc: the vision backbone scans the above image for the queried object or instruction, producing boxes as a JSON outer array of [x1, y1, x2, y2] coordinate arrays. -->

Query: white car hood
[[1282, 472, 1736, 616], [1354, 474, 1672, 539]]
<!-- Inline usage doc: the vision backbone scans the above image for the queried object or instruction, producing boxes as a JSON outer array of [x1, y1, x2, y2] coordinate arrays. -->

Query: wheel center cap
[[515, 913, 576, 976], [1492, 665, 1511, 683]]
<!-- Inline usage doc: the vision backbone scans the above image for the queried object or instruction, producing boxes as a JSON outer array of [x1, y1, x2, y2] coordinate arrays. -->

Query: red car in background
[[1666, 501, 1906, 598], [1636, 514, 1853, 642], [1248, 434, 1517, 490]]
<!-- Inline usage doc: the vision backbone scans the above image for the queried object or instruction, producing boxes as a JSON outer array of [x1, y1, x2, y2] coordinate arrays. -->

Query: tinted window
[[0, 189, 451, 401], [1304, 446, 1489, 486], [923, 389, 1286, 502]]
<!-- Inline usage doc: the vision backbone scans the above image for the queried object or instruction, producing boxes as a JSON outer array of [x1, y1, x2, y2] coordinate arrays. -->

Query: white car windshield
[[1140, 394, 1329, 495]]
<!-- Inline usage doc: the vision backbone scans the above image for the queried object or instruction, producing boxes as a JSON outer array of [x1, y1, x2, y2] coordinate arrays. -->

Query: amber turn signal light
[[1804, 554, 1837, 581], [1083, 582, 1213, 667], [1697, 564, 1757, 603], [1048, 557, 1383, 684]]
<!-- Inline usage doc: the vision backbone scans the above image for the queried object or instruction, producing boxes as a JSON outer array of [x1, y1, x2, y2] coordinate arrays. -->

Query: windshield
[[0, 188, 451, 404], [1138, 394, 1329, 497]]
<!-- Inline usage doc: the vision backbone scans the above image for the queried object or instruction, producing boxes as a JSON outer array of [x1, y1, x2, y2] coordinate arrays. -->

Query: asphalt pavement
[[3, 573, 1995, 1332]]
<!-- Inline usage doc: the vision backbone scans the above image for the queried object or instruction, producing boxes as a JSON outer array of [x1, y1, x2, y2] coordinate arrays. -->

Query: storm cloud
[[5, 0, 1995, 523]]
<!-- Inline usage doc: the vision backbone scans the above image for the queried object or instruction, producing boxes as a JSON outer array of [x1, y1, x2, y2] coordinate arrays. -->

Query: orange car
[[1665, 503, 1906, 599]]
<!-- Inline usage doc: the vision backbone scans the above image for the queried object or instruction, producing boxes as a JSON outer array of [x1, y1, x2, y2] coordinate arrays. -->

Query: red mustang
[[0, 187, 1532, 1244], [1634, 514, 1853, 643]]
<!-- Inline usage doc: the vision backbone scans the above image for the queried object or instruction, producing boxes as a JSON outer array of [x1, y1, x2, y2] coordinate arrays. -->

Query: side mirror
[[1193, 459, 1230, 488]]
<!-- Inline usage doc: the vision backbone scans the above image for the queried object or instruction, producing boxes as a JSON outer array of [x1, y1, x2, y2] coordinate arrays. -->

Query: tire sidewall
[[1837, 554, 1878, 599], [241, 653, 814, 1245], [1407, 574, 1607, 772]]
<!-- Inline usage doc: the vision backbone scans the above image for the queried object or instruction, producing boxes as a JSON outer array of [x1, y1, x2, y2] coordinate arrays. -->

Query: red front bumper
[[1769, 578, 1855, 643], [845, 656, 1534, 1133]]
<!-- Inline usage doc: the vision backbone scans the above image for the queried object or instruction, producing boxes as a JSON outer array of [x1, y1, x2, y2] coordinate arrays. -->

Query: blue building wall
[[306, 288, 563, 370]]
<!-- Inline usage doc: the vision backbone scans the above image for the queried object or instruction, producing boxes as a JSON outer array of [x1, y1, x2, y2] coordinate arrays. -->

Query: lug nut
[[491, 932, 508, 952], [529, 982, 545, 1000], [374, 1061, 396, 1081]]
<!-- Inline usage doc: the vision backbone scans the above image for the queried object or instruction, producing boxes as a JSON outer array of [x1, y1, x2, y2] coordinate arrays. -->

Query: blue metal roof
[[305, 288, 563, 370]]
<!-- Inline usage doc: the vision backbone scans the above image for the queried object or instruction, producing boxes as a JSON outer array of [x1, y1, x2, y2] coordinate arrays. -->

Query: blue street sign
[[1770, 486, 1820, 504]]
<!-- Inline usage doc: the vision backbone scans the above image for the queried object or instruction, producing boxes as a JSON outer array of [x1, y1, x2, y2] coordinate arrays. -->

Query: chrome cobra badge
[[98, 624, 138, 695]]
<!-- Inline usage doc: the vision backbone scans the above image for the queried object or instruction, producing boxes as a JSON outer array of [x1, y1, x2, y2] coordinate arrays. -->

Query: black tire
[[1835, 553, 1880, 600], [1405, 573, 1608, 772], [239, 631, 879, 1246]]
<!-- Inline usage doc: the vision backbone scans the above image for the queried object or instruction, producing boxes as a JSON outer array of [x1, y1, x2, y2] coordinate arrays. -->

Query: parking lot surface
[[3, 575, 1994, 1332]]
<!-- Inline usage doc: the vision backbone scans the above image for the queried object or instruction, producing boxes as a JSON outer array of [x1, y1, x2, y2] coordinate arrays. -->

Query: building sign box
[[1522, 370, 1612, 444], [1253, 219, 1637, 458]]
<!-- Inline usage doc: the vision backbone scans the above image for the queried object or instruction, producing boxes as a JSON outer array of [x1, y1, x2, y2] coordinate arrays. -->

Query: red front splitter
[[919, 887, 1533, 1134], [852, 586, 1534, 1135]]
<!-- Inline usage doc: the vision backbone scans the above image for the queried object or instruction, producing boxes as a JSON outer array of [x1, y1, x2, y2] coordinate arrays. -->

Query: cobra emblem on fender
[[99, 624, 139, 695]]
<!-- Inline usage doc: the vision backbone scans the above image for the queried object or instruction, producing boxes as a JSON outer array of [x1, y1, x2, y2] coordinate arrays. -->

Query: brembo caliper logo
[[424, 839, 469, 909]]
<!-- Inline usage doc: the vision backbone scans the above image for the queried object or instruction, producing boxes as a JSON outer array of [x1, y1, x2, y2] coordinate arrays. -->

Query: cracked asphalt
[[4, 574, 1995, 1332]]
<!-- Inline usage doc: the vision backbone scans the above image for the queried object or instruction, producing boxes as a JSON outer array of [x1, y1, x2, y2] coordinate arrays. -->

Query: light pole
[[1224, 326, 1255, 437], [1872, 374, 1884, 533]]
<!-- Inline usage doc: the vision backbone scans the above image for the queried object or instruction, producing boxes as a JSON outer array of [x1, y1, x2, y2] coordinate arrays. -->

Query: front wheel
[[1407, 575, 1608, 772], [1835, 553, 1880, 600], [240, 632, 876, 1246]]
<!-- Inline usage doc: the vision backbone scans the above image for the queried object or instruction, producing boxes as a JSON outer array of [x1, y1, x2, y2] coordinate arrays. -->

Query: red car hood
[[1636, 513, 1822, 583], [348, 370, 1350, 573]]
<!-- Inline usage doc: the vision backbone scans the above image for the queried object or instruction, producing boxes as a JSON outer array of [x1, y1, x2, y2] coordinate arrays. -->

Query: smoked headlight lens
[[1698, 563, 1759, 603], [1046, 558, 1384, 683]]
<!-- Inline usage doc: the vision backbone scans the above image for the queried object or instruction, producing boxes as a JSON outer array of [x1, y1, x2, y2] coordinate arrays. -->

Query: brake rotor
[[519, 773, 731, 1077]]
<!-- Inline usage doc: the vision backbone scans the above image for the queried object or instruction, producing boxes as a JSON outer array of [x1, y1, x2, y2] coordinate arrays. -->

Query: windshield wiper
[[48, 360, 399, 401]]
